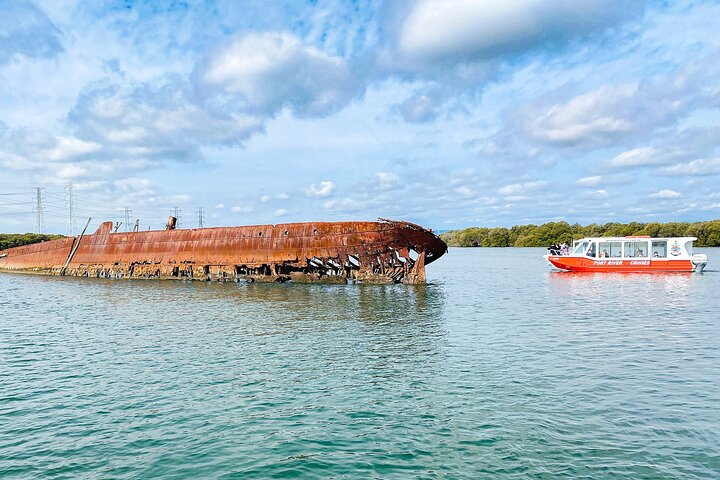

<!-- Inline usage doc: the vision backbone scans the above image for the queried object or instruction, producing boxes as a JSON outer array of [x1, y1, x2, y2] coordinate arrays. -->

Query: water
[[1, 247, 719, 479]]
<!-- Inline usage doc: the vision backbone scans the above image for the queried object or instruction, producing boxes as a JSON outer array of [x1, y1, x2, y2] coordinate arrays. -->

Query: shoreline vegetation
[[440, 220, 720, 248], [0, 233, 64, 251]]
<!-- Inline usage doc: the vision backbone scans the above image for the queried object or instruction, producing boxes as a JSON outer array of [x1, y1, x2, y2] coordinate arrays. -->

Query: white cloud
[[323, 197, 363, 212], [454, 186, 474, 196], [305, 180, 336, 197], [576, 176, 603, 187], [586, 189, 609, 199], [0, 150, 34, 170], [215, 203, 224, 209], [382, 0, 645, 124], [375, 172, 399, 190], [398, 0, 642, 62], [0, 0, 63, 63], [529, 84, 638, 144], [650, 189, 682, 198], [273, 208, 288, 216], [166, 194, 191, 203], [609, 147, 661, 168], [659, 158, 720, 176], [260, 192, 290, 203], [55, 164, 88, 179], [114, 177, 153, 192], [498, 180, 547, 196], [231, 205, 252, 213], [46, 136, 101, 161], [68, 81, 267, 167], [397, 93, 438, 123], [519, 56, 719, 148], [200, 32, 358, 117]]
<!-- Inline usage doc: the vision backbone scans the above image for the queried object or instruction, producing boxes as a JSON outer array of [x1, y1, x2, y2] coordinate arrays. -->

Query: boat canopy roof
[[574, 236, 697, 243]]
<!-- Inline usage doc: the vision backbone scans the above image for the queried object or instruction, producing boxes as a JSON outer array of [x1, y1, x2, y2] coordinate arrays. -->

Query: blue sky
[[1, 0, 719, 234]]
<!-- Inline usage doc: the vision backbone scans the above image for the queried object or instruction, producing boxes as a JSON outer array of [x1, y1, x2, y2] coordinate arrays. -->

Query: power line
[[124, 208, 132, 232], [35, 187, 45, 234], [197, 207, 205, 228], [173, 207, 182, 228], [65, 183, 77, 236]]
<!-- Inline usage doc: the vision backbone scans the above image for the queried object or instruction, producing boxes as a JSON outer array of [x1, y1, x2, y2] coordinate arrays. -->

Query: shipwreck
[[0, 218, 447, 284]]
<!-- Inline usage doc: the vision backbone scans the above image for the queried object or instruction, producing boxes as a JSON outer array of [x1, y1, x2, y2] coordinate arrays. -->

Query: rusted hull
[[0, 219, 447, 284]]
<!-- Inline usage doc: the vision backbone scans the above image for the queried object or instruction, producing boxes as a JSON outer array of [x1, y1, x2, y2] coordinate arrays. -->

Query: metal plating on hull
[[0, 219, 447, 284]]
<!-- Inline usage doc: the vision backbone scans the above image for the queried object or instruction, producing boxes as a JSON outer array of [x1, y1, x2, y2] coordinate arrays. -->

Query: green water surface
[[1, 248, 718, 478]]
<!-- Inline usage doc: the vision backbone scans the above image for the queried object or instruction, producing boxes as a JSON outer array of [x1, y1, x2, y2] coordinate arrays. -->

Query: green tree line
[[0, 233, 64, 251], [440, 220, 720, 247]]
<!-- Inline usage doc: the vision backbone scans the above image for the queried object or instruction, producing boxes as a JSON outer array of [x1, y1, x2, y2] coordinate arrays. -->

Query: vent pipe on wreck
[[165, 216, 177, 230]]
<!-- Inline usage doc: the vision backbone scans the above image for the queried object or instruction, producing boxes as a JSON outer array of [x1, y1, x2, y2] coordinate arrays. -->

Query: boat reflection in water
[[546, 270, 697, 310]]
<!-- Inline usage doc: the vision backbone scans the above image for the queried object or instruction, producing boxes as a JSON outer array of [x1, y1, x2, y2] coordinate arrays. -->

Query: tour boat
[[545, 236, 708, 272]]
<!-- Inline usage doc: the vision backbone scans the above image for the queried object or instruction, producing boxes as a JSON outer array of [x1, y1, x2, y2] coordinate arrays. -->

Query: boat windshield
[[574, 241, 589, 255], [685, 240, 693, 255]]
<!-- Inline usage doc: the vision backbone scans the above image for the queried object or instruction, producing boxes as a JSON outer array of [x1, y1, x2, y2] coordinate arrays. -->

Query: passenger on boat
[[588, 243, 596, 257], [637, 249, 645, 257], [653, 251, 660, 257], [600, 249, 609, 258]]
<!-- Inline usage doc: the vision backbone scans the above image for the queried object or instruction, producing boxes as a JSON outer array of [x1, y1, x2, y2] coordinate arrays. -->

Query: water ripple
[[1, 248, 718, 478]]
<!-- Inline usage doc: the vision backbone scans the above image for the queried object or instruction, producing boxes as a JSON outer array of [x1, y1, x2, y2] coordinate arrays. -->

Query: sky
[[1, 0, 719, 234]]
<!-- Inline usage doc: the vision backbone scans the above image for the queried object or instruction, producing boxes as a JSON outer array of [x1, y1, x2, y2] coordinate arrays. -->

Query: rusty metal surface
[[0, 219, 447, 284]]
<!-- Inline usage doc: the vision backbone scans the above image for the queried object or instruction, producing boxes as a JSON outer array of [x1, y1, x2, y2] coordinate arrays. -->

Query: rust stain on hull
[[0, 219, 447, 284]]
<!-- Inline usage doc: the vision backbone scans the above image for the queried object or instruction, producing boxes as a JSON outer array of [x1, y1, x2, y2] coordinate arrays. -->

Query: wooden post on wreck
[[60, 217, 92, 276]]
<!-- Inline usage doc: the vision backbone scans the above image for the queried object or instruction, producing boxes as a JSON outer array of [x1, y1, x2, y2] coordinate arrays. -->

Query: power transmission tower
[[197, 207, 205, 228], [65, 183, 77, 236], [35, 187, 45, 234], [173, 207, 182, 228], [124, 208, 132, 232]]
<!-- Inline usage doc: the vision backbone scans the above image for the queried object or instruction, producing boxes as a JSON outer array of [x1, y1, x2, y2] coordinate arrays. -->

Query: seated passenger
[[653, 251, 660, 258], [636, 249, 645, 257], [600, 249, 609, 258]]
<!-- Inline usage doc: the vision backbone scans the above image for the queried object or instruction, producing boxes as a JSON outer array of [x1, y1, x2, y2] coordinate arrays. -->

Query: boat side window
[[598, 241, 622, 258], [651, 241, 667, 258], [573, 241, 589, 255], [623, 241, 648, 258]]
